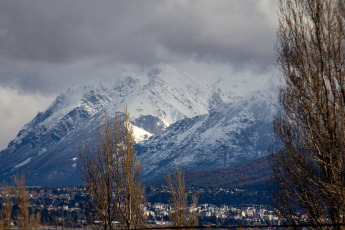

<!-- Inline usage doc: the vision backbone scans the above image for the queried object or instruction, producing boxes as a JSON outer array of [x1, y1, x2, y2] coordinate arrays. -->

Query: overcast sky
[[0, 0, 279, 150]]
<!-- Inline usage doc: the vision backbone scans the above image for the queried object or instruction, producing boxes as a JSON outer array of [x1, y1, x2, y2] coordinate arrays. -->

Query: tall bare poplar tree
[[167, 166, 198, 228], [79, 114, 117, 230], [269, 0, 345, 227], [113, 110, 145, 229], [14, 175, 30, 230], [79, 108, 145, 230], [0, 183, 13, 230], [14, 174, 40, 230]]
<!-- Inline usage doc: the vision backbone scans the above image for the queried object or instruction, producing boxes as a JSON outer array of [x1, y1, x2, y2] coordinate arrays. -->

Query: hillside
[[147, 156, 271, 190]]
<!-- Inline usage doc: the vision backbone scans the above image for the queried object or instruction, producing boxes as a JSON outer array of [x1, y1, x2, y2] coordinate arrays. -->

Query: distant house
[[144, 210, 155, 217]]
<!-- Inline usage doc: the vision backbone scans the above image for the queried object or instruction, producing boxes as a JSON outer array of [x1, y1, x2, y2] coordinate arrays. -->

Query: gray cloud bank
[[0, 0, 278, 94]]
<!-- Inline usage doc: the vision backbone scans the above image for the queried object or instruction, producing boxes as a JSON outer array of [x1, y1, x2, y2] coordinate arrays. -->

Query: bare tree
[[14, 174, 40, 230], [79, 115, 117, 230], [14, 174, 30, 230], [0, 183, 13, 230], [167, 166, 198, 228], [113, 109, 145, 229], [79, 108, 145, 230], [269, 0, 345, 228]]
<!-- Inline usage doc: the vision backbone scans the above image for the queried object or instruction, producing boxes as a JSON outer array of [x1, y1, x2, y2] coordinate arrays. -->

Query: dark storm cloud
[[0, 0, 157, 63], [0, 0, 277, 94], [0, 0, 277, 65]]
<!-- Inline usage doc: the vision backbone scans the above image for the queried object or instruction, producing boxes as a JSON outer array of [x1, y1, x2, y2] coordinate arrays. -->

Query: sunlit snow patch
[[133, 125, 153, 143]]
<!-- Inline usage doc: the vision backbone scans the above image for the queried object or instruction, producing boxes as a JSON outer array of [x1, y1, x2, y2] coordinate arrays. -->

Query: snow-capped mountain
[[0, 65, 278, 186]]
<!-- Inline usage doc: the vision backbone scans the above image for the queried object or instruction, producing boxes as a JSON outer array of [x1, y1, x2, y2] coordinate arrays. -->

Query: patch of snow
[[133, 125, 153, 143], [38, 148, 47, 155], [14, 157, 32, 169]]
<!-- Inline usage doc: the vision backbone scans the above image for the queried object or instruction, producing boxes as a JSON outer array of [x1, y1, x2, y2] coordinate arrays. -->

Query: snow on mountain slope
[[0, 64, 278, 186], [0, 65, 215, 186], [137, 89, 278, 181], [8, 66, 211, 148]]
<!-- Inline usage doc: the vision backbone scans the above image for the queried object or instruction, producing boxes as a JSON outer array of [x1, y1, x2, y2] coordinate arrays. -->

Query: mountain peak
[[0, 65, 278, 186]]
